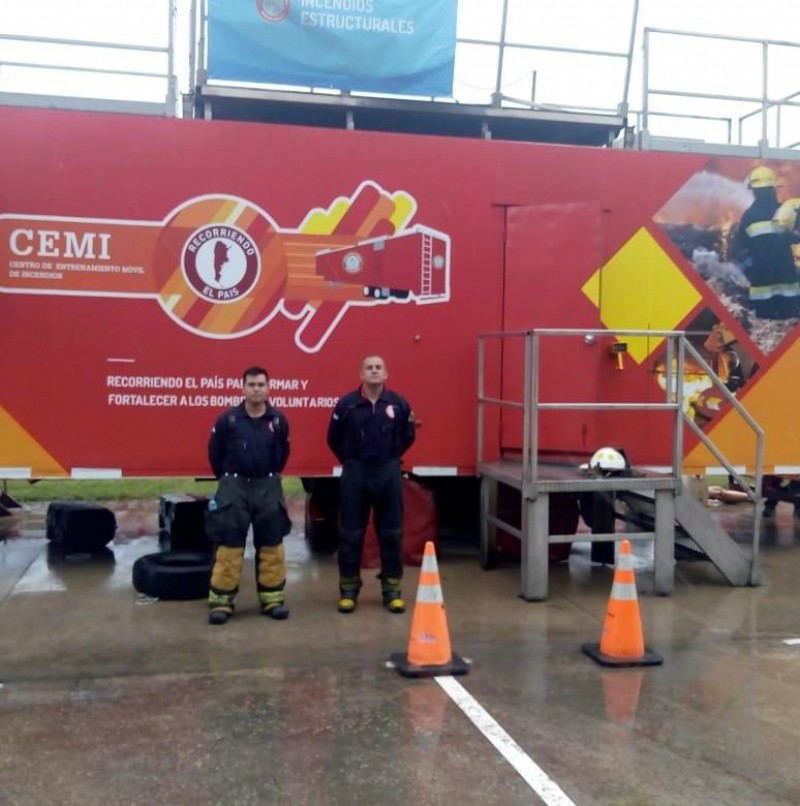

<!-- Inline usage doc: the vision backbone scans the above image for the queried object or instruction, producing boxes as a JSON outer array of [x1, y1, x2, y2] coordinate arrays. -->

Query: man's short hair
[[242, 365, 269, 383], [361, 354, 386, 368]]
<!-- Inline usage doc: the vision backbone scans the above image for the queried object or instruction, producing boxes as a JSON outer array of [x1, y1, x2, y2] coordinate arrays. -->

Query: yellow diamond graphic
[[581, 227, 702, 363]]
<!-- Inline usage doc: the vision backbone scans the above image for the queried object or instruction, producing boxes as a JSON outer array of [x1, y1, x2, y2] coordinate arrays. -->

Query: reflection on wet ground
[[2, 497, 800, 804]]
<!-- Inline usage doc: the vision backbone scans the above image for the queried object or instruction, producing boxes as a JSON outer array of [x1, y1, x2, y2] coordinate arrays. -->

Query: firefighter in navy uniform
[[733, 165, 800, 319], [327, 355, 416, 614], [206, 366, 292, 625]]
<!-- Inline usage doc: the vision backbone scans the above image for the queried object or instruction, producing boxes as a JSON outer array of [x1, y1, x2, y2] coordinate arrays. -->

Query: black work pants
[[338, 460, 403, 580], [206, 475, 291, 549]]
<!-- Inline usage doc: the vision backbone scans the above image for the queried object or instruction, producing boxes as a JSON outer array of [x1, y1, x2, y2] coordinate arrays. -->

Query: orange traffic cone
[[582, 539, 663, 667], [391, 541, 469, 678]]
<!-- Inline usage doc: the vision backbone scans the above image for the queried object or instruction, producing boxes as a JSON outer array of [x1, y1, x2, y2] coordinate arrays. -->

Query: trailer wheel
[[132, 551, 213, 601]]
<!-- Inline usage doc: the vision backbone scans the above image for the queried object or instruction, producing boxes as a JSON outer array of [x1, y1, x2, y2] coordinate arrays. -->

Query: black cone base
[[582, 642, 663, 667], [390, 651, 469, 678]]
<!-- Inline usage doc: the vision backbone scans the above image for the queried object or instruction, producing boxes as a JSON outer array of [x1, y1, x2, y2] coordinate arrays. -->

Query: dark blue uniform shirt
[[327, 387, 415, 464], [208, 402, 290, 478]]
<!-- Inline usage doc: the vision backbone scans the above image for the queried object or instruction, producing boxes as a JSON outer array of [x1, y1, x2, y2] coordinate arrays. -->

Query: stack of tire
[[132, 494, 214, 601]]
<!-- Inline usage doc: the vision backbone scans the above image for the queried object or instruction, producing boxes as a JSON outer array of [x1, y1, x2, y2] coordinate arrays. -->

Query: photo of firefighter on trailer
[[655, 160, 800, 356], [651, 309, 758, 432]]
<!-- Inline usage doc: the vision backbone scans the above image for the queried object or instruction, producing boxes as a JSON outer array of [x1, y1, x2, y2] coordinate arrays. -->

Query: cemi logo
[[256, 0, 290, 22], [182, 225, 260, 303], [2, 183, 452, 351]]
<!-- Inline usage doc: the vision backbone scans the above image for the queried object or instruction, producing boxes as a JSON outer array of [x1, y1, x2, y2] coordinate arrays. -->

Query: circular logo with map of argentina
[[152, 194, 288, 339], [256, 0, 290, 22], [182, 225, 259, 303]]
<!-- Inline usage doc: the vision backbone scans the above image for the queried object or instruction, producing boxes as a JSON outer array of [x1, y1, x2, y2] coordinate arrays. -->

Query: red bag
[[362, 478, 437, 568]]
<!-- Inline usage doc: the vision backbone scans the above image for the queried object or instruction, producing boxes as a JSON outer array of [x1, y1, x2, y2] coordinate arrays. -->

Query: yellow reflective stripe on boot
[[256, 544, 286, 589], [258, 589, 285, 606], [339, 575, 362, 594], [211, 545, 245, 591], [208, 590, 236, 610], [381, 576, 402, 593]]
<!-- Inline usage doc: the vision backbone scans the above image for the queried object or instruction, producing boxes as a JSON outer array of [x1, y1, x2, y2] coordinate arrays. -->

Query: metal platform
[[476, 328, 763, 602], [477, 460, 678, 494], [478, 460, 679, 601]]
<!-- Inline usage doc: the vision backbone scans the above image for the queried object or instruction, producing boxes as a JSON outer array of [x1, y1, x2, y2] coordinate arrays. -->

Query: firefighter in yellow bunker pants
[[205, 366, 292, 625]]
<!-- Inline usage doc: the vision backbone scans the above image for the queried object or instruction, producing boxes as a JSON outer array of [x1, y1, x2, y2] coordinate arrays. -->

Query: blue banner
[[207, 0, 457, 97]]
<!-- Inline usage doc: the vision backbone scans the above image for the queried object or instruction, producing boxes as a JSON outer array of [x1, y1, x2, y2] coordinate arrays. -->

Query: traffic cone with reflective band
[[582, 539, 663, 667], [391, 541, 468, 678]]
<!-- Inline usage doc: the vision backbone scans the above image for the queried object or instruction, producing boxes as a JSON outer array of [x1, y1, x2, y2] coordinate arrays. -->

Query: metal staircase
[[477, 328, 764, 600]]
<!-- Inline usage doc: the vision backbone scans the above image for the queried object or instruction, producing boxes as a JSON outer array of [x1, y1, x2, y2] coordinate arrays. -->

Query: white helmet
[[582, 447, 627, 472]]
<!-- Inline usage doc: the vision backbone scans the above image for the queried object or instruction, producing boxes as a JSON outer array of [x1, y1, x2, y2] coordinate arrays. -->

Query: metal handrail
[[641, 28, 800, 149], [477, 328, 765, 582], [193, 0, 639, 119], [738, 90, 800, 149], [681, 340, 764, 583], [0, 3, 178, 116]]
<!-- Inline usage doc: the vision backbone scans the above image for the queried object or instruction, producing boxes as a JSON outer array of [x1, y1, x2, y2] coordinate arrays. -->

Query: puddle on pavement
[[1, 496, 312, 595]]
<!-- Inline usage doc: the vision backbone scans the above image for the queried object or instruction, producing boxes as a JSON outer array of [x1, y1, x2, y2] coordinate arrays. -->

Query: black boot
[[338, 590, 359, 613], [338, 575, 362, 614], [209, 608, 231, 625], [262, 603, 290, 620], [381, 577, 406, 614]]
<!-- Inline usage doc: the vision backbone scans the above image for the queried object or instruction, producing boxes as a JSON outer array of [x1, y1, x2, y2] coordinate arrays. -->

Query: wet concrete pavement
[[1, 497, 800, 804]]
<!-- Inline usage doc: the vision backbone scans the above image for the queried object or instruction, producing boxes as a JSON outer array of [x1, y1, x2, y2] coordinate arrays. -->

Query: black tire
[[132, 551, 213, 601], [46, 501, 117, 553]]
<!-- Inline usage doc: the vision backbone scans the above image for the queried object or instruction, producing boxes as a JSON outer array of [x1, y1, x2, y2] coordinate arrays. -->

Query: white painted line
[[782, 638, 800, 645], [435, 675, 575, 806], [106, 357, 136, 363]]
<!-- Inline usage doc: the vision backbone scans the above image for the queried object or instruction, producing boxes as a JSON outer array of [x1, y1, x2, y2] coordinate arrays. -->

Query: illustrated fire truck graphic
[[0, 181, 453, 353], [315, 226, 449, 302]]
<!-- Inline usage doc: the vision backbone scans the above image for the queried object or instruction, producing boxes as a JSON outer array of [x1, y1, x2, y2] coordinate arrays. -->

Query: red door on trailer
[[499, 203, 605, 462]]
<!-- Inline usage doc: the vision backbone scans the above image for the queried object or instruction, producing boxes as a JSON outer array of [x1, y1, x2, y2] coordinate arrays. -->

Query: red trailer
[[2, 105, 799, 498]]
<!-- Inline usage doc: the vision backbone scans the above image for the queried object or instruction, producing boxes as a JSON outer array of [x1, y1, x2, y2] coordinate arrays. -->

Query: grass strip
[[4, 477, 305, 502]]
